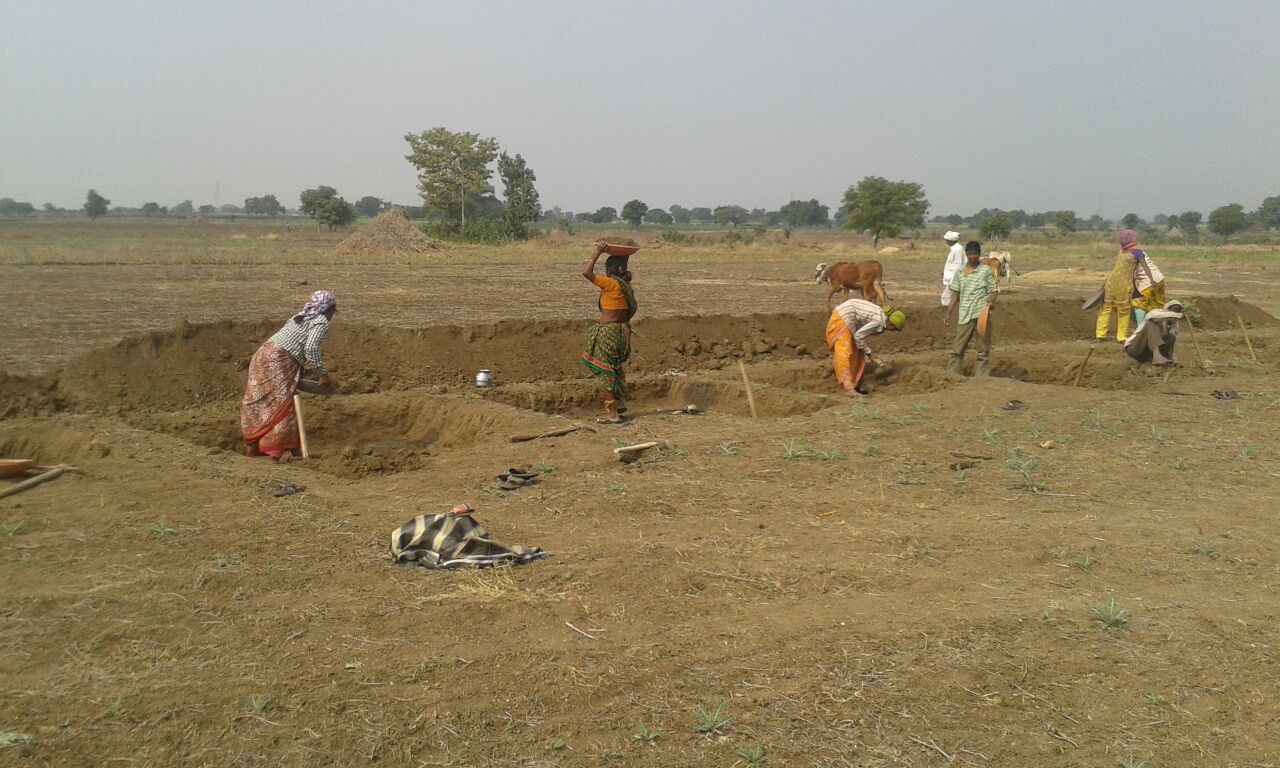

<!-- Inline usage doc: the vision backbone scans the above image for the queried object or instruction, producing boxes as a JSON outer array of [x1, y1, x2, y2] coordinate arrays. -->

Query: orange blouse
[[592, 275, 629, 311]]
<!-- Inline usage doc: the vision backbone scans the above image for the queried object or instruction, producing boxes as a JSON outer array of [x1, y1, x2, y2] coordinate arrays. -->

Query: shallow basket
[[600, 243, 640, 257], [0, 459, 35, 479]]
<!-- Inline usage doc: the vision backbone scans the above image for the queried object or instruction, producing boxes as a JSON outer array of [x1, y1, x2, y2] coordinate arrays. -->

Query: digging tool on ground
[[0, 464, 71, 501], [1235, 313, 1259, 363], [509, 425, 582, 443], [737, 361, 759, 419], [1073, 347, 1094, 388], [293, 395, 310, 458], [1183, 316, 1208, 369]]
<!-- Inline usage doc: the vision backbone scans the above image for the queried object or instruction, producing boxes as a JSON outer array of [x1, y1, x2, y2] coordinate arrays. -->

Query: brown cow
[[814, 261, 888, 307]]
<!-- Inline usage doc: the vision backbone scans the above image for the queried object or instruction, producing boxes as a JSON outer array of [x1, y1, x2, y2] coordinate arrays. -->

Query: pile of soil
[[330, 207, 443, 258]]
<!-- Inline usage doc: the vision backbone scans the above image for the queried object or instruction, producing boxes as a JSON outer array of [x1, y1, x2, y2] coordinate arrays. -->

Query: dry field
[[2, 218, 1279, 767]]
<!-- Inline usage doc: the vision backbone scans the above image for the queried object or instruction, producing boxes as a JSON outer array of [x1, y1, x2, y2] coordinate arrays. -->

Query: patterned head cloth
[[1119, 229, 1139, 249], [296, 290, 337, 321]]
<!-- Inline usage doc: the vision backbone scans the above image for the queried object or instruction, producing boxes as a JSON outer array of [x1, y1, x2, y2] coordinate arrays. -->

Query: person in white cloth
[[1124, 299, 1183, 366], [940, 231, 965, 308]]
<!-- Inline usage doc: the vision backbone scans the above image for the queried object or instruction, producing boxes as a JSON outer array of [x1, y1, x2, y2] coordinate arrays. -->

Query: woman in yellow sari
[[1096, 229, 1157, 342]]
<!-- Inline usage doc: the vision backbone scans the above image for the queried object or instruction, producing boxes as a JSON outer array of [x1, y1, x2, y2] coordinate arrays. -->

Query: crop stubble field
[[2, 218, 1279, 767]]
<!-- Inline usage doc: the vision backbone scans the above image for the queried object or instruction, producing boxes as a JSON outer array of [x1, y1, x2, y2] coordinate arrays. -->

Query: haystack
[[331, 207, 444, 258]]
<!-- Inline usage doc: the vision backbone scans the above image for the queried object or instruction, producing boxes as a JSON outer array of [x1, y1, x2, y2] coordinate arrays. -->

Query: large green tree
[[840, 177, 928, 247], [354, 197, 385, 218], [1052, 210, 1078, 234], [1178, 211, 1202, 232], [1256, 196, 1280, 230], [1208, 204, 1248, 236], [498, 152, 541, 239], [643, 207, 674, 224], [299, 186, 356, 231], [979, 211, 1013, 240], [244, 194, 282, 217], [1120, 213, 1142, 228], [713, 205, 749, 228], [621, 199, 648, 227], [689, 207, 713, 223], [404, 127, 499, 228], [779, 199, 830, 228], [669, 204, 691, 224], [0, 198, 37, 216], [141, 202, 166, 216], [84, 189, 109, 220]]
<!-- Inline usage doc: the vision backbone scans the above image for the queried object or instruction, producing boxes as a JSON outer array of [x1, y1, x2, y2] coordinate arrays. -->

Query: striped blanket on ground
[[390, 505, 545, 569]]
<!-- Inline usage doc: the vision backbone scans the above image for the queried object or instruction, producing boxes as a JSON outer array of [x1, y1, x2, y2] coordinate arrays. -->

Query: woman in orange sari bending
[[241, 290, 338, 458], [580, 242, 637, 423], [825, 297, 905, 395]]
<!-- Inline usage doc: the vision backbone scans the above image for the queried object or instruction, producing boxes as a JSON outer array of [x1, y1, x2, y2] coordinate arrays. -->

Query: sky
[[3, 0, 1279, 218]]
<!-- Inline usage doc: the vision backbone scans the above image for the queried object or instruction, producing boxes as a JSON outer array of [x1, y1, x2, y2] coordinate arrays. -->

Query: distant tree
[[575, 211, 600, 223], [840, 177, 928, 248], [1207, 204, 1248, 236], [669, 204, 691, 224], [355, 196, 386, 218], [1178, 211, 1202, 232], [765, 210, 782, 226], [0, 198, 36, 216], [979, 211, 1013, 240], [644, 207, 674, 224], [42, 203, 59, 213], [713, 205, 749, 228], [1007, 209, 1029, 229], [1256, 196, 1280, 230], [244, 195, 283, 217], [498, 152, 541, 239], [197, 204, 216, 216], [941, 213, 964, 226], [170, 200, 194, 216], [219, 203, 242, 214], [141, 202, 166, 216], [404, 127, 499, 227], [1085, 214, 1109, 231], [1165, 214, 1182, 231], [779, 199, 830, 228], [748, 207, 768, 223], [1052, 210, 1078, 234], [84, 189, 110, 220], [1152, 213, 1169, 226], [470, 193, 505, 221], [689, 207, 713, 223], [1120, 213, 1142, 228], [594, 206, 617, 223], [1025, 211, 1048, 228], [299, 186, 356, 230], [621, 199, 648, 227]]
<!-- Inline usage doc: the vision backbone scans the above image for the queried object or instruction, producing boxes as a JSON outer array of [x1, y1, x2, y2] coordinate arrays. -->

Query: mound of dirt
[[330, 207, 443, 258]]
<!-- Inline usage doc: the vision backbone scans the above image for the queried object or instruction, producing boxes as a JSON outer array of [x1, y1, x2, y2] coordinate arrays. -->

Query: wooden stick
[[0, 465, 67, 500], [737, 360, 759, 419], [509, 425, 580, 443], [613, 441, 659, 455], [293, 395, 310, 458], [1235, 313, 1259, 363], [1073, 346, 1095, 387], [1183, 316, 1207, 369]]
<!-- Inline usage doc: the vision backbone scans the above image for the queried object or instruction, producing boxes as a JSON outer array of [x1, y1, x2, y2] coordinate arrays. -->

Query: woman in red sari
[[241, 290, 338, 458]]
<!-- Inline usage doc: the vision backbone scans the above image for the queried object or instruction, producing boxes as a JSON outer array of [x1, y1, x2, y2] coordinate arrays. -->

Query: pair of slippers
[[494, 467, 541, 491]]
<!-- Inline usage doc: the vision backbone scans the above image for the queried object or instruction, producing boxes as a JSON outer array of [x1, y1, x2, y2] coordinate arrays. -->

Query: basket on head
[[596, 239, 640, 258]]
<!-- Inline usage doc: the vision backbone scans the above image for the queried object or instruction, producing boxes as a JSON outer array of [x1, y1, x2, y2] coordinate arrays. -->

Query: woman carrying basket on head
[[580, 241, 638, 423], [241, 290, 338, 458]]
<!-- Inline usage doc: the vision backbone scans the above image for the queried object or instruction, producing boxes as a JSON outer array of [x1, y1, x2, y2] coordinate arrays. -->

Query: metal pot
[[475, 369, 494, 388]]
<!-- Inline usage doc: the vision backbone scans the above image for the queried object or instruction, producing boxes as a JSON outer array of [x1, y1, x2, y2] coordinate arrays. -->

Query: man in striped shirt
[[825, 297, 906, 395], [944, 240, 998, 377]]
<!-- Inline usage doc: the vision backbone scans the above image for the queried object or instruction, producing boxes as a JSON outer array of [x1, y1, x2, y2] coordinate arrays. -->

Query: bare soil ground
[[2, 219, 1280, 767]]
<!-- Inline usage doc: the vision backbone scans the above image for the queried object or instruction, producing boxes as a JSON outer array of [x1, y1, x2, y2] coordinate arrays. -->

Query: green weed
[[1, 519, 26, 537], [781, 439, 843, 461], [691, 701, 733, 735], [1088, 596, 1129, 630], [1241, 445, 1259, 460], [242, 694, 273, 714], [1170, 457, 1189, 471], [1191, 539, 1219, 559], [1117, 753, 1148, 768], [895, 466, 925, 486], [532, 461, 557, 475], [737, 743, 769, 766], [0, 732, 34, 748], [982, 428, 1005, 446], [716, 441, 740, 456], [215, 553, 243, 569], [546, 739, 566, 752], [148, 521, 177, 538], [954, 468, 970, 484], [1148, 426, 1168, 445], [1081, 409, 1120, 437], [633, 723, 660, 746], [604, 481, 627, 496], [1003, 449, 1046, 492], [1075, 554, 1095, 571], [669, 444, 689, 457]]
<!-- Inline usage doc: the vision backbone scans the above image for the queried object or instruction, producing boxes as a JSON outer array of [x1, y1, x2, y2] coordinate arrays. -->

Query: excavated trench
[[1, 298, 1274, 478]]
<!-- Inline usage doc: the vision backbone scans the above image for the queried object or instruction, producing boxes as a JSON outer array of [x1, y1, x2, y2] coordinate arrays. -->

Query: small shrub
[[1088, 596, 1129, 630], [692, 701, 733, 735], [633, 723, 660, 746]]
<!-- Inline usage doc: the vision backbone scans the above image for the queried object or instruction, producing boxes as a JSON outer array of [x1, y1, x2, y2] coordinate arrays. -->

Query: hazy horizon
[[3, 0, 1278, 218]]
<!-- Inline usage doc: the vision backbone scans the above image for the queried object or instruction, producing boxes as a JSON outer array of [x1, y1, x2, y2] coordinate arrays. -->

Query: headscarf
[[943, 231, 960, 243], [1119, 229, 1140, 250], [884, 306, 906, 331], [294, 289, 336, 322]]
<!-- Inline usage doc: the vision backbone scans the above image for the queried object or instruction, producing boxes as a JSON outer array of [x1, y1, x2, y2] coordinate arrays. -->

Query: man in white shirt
[[940, 231, 965, 308]]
